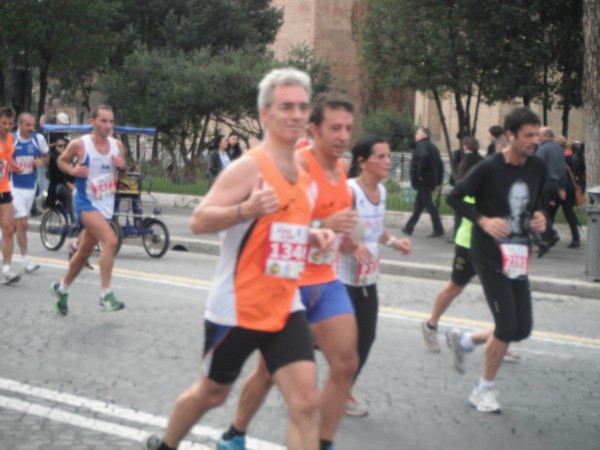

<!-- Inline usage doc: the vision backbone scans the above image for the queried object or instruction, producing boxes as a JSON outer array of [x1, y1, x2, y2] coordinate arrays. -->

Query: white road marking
[[0, 378, 285, 450]]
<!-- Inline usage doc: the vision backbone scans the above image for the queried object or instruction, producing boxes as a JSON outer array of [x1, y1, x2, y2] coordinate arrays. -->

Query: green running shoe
[[99, 292, 125, 312], [50, 282, 69, 316]]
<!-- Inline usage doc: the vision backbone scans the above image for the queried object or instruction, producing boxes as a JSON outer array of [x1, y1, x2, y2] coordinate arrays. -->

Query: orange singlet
[[205, 148, 313, 332], [298, 148, 351, 286], [0, 133, 14, 193]]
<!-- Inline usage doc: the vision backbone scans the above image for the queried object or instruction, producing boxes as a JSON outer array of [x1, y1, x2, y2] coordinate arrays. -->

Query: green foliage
[[283, 44, 337, 97], [361, 107, 414, 152]]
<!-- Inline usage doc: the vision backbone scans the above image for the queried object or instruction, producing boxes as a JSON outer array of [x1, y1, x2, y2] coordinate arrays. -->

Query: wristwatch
[[310, 219, 323, 229]]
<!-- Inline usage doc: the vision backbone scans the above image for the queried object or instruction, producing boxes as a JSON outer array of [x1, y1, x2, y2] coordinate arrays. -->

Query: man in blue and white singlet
[[50, 105, 127, 316], [12, 113, 49, 274]]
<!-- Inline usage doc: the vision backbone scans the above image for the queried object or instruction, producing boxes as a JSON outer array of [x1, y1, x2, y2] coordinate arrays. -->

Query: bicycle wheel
[[40, 208, 68, 251], [142, 218, 170, 258]]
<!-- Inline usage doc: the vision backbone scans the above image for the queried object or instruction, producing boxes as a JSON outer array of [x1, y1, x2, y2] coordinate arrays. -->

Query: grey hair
[[257, 67, 312, 111]]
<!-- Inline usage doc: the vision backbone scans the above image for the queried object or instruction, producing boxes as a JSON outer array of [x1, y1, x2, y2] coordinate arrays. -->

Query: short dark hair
[[90, 104, 113, 119], [309, 93, 354, 126], [419, 127, 431, 139], [463, 136, 480, 152], [489, 125, 504, 138], [504, 107, 540, 136], [0, 106, 16, 119]]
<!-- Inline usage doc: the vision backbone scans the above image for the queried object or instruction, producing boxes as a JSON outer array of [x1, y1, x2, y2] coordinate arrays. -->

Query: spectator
[[226, 131, 243, 160], [403, 127, 445, 238], [46, 137, 76, 224], [487, 125, 504, 156], [207, 135, 231, 188]]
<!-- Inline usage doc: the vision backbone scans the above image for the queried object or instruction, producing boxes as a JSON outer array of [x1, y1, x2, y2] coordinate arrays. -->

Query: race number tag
[[356, 259, 380, 285], [265, 222, 309, 279], [0, 160, 6, 179], [16, 156, 34, 175], [307, 235, 341, 265], [91, 173, 116, 199], [499, 243, 530, 279]]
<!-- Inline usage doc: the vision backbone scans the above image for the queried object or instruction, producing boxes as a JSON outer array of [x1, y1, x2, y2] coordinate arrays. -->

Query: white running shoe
[[469, 386, 501, 413], [446, 328, 466, 374], [345, 395, 368, 417], [2, 271, 21, 285], [24, 262, 40, 274], [421, 320, 440, 352]]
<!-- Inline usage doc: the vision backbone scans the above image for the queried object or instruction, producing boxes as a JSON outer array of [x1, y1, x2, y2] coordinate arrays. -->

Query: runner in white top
[[338, 136, 411, 416], [50, 105, 127, 316]]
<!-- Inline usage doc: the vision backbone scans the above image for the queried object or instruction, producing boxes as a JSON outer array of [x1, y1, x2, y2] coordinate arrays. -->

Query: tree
[[583, 0, 599, 188]]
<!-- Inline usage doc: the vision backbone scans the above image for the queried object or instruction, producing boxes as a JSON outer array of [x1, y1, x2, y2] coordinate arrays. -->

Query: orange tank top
[[298, 149, 351, 286], [0, 133, 14, 193], [233, 148, 313, 331]]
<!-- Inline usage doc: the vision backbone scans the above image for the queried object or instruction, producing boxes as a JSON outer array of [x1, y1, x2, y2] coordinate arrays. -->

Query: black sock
[[426, 322, 437, 331], [158, 442, 177, 450], [223, 424, 245, 441], [320, 439, 333, 450]]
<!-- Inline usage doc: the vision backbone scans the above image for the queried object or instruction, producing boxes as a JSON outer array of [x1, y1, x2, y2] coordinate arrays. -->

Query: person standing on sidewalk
[[11, 112, 50, 274], [144, 68, 335, 450], [446, 107, 547, 413], [0, 106, 20, 285], [403, 127, 445, 238], [339, 135, 412, 416], [50, 105, 127, 315], [216, 93, 359, 450]]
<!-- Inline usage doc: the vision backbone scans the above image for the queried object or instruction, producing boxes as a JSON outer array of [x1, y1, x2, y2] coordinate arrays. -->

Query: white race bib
[[91, 173, 116, 199], [307, 235, 341, 265], [0, 160, 6, 179], [265, 222, 309, 279], [499, 243, 530, 279], [16, 156, 34, 175], [356, 259, 380, 285]]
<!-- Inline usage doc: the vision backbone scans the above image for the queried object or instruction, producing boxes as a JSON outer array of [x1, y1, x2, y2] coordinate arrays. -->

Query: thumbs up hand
[[242, 175, 279, 219]]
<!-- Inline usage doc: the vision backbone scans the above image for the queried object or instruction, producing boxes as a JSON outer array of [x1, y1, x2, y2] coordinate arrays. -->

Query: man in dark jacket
[[403, 127, 445, 237]]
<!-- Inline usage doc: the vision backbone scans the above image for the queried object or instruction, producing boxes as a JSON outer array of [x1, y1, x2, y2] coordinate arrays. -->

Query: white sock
[[3, 264, 9, 275], [460, 332, 475, 352], [59, 281, 70, 293], [478, 377, 495, 390], [100, 288, 112, 298], [22, 255, 30, 267]]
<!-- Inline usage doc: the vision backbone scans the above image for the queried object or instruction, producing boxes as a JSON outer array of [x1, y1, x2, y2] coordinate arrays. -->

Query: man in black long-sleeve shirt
[[403, 127, 444, 237], [446, 107, 547, 414]]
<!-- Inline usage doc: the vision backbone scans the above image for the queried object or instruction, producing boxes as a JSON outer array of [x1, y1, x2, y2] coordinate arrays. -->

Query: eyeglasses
[[56, 144, 65, 148]]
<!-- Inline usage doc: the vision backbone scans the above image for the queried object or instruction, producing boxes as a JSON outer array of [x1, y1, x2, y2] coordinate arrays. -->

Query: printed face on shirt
[[91, 108, 114, 139], [311, 106, 354, 160], [509, 123, 540, 157], [0, 115, 14, 139], [362, 142, 391, 181], [508, 180, 529, 220], [17, 114, 36, 139], [260, 84, 311, 144]]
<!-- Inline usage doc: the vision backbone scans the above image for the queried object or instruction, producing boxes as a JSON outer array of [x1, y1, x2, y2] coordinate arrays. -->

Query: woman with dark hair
[[46, 137, 76, 224], [207, 135, 231, 188], [339, 135, 412, 416], [226, 131, 243, 160]]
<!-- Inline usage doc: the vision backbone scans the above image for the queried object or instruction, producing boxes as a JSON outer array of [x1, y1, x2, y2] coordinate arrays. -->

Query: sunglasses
[[56, 144, 65, 148]]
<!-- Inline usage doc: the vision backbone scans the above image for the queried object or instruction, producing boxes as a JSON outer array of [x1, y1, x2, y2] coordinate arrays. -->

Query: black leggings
[[346, 284, 379, 381], [476, 268, 533, 343]]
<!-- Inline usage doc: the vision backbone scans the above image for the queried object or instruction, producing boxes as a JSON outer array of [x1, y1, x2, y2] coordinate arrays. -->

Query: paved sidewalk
[[29, 192, 600, 299]]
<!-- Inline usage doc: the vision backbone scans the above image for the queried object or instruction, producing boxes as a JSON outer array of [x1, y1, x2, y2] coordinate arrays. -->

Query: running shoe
[[216, 433, 246, 450], [345, 395, 369, 417], [2, 271, 21, 285], [143, 434, 162, 450], [421, 320, 440, 353], [446, 328, 466, 374], [100, 292, 125, 312], [24, 262, 40, 274], [468, 386, 501, 413], [50, 282, 69, 316], [503, 350, 521, 363]]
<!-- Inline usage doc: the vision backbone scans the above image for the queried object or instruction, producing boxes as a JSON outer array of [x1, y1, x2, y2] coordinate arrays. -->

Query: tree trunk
[[432, 90, 452, 159], [583, 0, 600, 188], [561, 103, 571, 138], [37, 61, 50, 122]]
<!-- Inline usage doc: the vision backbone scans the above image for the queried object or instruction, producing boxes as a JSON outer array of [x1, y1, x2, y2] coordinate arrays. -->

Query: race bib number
[[91, 173, 116, 199], [356, 259, 380, 285], [0, 160, 6, 179], [265, 222, 309, 279], [16, 156, 34, 175], [307, 235, 341, 265], [499, 243, 530, 279]]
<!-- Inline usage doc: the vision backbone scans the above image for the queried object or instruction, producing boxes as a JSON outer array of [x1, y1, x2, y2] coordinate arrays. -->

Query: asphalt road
[[1, 235, 599, 449]]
